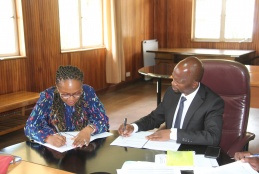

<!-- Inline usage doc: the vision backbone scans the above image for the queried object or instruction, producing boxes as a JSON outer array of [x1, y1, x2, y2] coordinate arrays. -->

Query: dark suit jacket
[[134, 83, 224, 146]]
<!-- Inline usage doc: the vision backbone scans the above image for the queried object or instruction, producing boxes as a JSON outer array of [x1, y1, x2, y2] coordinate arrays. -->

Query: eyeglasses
[[59, 91, 83, 99], [60, 92, 82, 99]]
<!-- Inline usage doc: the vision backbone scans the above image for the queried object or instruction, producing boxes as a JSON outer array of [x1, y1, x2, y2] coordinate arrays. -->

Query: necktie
[[174, 96, 187, 129]]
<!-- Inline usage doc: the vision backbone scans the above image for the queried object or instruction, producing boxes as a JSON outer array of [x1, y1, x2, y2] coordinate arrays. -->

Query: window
[[192, 0, 255, 42], [0, 0, 25, 59], [58, 0, 103, 52]]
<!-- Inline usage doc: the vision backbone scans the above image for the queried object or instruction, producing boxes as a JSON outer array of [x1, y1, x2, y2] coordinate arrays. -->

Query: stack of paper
[[117, 157, 258, 174]]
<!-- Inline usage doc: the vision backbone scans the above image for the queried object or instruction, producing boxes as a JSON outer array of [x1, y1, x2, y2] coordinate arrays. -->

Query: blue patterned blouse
[[24, 84, 109, 143]]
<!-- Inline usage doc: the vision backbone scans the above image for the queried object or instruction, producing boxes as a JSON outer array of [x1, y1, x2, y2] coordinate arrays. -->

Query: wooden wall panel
[[154, 0, 259, 63], [121, 0, 154, 80], [0, 59, 27, 94], [154, 0, 167, 48], [0, 0, 154, 94], [70, 49, 106, 90]]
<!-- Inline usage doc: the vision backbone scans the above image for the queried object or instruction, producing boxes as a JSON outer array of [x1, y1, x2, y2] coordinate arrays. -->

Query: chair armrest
[[227, 132, 255, 157]]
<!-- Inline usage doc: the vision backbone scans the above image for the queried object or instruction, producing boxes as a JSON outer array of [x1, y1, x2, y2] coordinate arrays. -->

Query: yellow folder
[[166, 150, 195, 166]]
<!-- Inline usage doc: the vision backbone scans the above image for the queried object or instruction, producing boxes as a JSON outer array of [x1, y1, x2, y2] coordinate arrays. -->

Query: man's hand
[[45, 134, 66, 147], [146, 129, 171, 141], [118, 124, 134, 137]]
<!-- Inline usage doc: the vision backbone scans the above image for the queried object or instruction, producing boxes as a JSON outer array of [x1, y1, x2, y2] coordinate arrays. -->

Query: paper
[[166, 151, 194, 166], [110, 131, 181, 151], [211, 161, 258, 174], [155, 154, 218, 168], [110, 131, 152, 148], [143, 140, 181, 151], [117, 161, 181, 174], [117, 155, 258, 174], [35, 131, 113, 153]]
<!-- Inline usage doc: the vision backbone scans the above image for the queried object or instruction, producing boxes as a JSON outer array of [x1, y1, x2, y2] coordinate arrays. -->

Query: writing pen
[[54, 124, 62, 136], [54, 124, 67, 146], [245, 154, 259, 158], [123, 118, 127, 132], [231, 154, 259, 159]]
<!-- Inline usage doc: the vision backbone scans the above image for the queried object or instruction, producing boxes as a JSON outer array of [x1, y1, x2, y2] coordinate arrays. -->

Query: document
[[117, 154, 220, 174], [209, 161, 258, 174], [35, 131, 113, 153], [117, 161, 181, 174], [143, 139, 181, 151], [110, 131, 181, 151]]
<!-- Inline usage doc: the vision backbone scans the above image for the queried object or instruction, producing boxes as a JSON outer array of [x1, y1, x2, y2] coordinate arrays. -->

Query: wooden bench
[[0, 91, 39, 136]]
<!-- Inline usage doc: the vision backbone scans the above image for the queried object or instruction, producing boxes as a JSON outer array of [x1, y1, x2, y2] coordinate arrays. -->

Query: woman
[[234, 151, 259, 171], [24, 65, 109, 147]]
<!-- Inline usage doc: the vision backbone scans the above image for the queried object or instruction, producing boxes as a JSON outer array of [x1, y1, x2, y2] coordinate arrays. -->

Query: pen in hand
[[231, 154, 259, 160], [245, 154, 259, 158], [122, 118, 127, 135], [54, 124, 67, 146], [54, 124, 62, 136]]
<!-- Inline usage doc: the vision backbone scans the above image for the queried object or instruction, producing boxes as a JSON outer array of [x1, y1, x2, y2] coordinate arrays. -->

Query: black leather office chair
[[201, 59, 255, 157]]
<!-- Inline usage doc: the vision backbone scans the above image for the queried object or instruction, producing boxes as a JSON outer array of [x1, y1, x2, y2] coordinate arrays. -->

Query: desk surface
[[0, 130, 233, 174], [138, 64, 259, 87], [8, 161, 74, 174], [147, 48, 256, 58]]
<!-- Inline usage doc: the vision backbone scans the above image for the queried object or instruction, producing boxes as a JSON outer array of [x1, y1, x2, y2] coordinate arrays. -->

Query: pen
[[54, 124, 62, 136], [54, 124, 67, 146], [123, 118, 127, 132], [231, 154, 259, 159], [245, 154, 259, 158]]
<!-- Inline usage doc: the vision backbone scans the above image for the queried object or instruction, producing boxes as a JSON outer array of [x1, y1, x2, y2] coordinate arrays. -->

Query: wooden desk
[[0, 130, 233, 174], [246, 66, 259, 108], [147, 48, 256, 65], [138, 64, 259, 106]]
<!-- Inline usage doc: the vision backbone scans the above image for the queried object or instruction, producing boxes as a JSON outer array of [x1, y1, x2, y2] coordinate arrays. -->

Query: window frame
[[192, 0, 255, 43], [0, 0, 26, 60], [58, 0, 104, 53]]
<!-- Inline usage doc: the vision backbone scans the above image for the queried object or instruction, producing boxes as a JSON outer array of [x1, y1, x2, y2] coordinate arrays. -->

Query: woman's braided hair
[[52, 65, 88, 131]]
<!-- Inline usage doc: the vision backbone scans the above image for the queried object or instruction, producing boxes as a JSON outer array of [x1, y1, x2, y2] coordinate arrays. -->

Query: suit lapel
[[167, 93, 181, 128], [182, 85, 205, 129]]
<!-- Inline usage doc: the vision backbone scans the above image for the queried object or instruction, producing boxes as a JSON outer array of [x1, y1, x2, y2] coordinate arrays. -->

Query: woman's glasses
[[57, 88, 83, 100], [59, 91, 83, 99]]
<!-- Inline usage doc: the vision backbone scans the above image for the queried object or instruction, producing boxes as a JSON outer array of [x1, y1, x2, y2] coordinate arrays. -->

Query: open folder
[[34, 131, 113, 153], [110, 131, 181, 151]]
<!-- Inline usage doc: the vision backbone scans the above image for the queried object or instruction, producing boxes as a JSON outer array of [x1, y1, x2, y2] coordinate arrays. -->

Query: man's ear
[[192, 81, 199, 89]]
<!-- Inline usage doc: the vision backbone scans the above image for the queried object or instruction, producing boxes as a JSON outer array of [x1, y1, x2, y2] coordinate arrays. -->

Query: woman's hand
[[72, 126, 93, 147], [45, 134, 66, 147], [234, 151, 251, 161], [234, 151, 259, 171]]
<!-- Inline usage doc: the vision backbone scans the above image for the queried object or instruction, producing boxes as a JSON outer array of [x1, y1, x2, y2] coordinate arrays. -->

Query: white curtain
[[103, 0, 125, 84]]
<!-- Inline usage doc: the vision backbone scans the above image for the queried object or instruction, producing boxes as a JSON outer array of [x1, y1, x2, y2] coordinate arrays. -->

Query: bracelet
[[88, 124, 96, 134]]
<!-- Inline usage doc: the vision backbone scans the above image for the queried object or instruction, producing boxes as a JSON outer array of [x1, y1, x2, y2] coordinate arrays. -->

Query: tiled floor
[[0, 80, 258, 154]]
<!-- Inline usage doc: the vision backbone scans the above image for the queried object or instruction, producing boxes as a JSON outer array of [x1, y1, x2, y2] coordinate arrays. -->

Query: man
[[118, 56, 224, 146], [234, 151, 259, 171]]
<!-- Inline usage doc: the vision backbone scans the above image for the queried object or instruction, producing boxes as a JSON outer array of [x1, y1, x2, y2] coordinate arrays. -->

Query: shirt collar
[[181, 83, 200, 101]]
